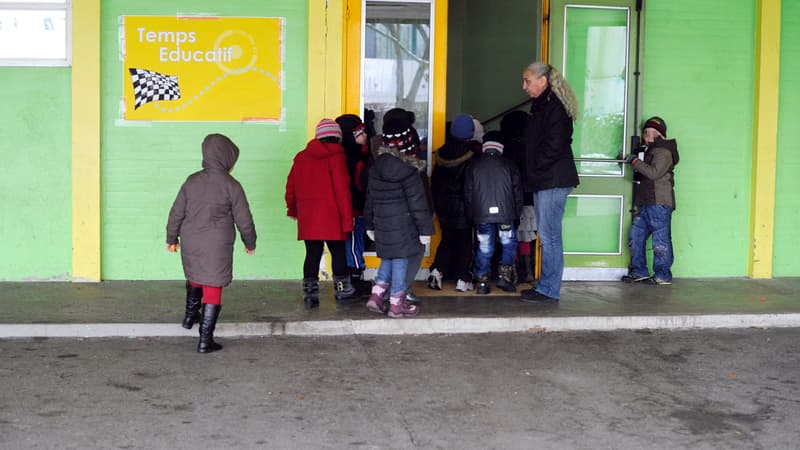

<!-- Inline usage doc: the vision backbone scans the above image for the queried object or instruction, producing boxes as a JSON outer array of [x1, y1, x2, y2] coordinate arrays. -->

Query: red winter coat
[[285, 139, 353, 241]]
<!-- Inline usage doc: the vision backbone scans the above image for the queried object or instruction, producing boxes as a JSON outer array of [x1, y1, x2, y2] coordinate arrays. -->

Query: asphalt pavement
[[1, 328, 798, 449]]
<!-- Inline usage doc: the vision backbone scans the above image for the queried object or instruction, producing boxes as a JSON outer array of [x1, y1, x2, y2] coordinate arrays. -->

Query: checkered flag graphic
[[128, 68, 181, 109]]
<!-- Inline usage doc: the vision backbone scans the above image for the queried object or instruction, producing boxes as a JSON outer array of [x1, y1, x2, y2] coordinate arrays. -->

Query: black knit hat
[[382, 118, 417, 154], [643, 116, 667, 138]]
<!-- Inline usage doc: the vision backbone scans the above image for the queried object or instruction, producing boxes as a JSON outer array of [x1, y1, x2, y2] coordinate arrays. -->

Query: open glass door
[[362, 0, 432, 160], [346, 0, 446, 277], [548, 0, 640, 280]]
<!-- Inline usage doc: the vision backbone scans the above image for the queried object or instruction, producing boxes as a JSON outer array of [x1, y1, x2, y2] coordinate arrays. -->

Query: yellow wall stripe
[[71, 0, 102, 282], [343, 0, 362, 114], [749, 0, 781, 278], [307, 0, 345, 138]]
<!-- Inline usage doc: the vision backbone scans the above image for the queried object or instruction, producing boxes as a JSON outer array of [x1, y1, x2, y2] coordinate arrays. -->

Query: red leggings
[[188, 281, 222, 305]]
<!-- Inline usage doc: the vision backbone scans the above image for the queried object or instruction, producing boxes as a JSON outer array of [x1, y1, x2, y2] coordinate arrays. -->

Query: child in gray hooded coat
[[166, 133, 257, 353]]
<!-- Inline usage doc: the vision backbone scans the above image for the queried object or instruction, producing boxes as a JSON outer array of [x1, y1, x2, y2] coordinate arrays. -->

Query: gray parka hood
[[202, 134, 240, 172]]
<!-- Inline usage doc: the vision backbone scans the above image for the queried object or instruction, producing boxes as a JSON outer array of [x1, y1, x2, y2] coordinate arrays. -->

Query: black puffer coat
[[364, 146, 434, 259], [336, 114, 370, 214], [464, 150, 523, 224], [166, 134, 257, 287], [431, 141, 476, 229], [524, 86, 580, 192]]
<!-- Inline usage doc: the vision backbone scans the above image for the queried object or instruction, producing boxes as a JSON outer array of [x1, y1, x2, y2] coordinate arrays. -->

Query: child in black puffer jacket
[[364, 117, 435, 318], [464, 131, 523, 294]]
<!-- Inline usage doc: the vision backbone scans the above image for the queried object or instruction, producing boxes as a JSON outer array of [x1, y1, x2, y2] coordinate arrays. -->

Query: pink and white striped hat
[[315, 118, 343, 141]]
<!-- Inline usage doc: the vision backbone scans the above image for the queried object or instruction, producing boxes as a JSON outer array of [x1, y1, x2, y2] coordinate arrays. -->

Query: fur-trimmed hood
[[375, 144, 426, 172], [436, 148, 474, 168]]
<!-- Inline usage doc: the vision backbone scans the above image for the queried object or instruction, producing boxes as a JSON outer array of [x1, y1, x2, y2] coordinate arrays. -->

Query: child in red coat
[[286, 119, 360, 309]]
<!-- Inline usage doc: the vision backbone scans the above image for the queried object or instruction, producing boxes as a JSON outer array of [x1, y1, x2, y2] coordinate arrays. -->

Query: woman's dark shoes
[[519, 289, 559, 303]]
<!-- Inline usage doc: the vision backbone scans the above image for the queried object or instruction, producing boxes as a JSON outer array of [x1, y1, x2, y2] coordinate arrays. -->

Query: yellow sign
[[122, 16, 283, 122]]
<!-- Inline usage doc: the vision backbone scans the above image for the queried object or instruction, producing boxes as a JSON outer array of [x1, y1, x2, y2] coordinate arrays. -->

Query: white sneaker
[[456, 279, 473, 292], [427, 269, 443, 290]]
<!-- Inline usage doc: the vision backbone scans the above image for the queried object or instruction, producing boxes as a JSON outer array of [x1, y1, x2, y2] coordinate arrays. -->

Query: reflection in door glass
[[564, 6, 628, 176], [364, 1, 431, 159]]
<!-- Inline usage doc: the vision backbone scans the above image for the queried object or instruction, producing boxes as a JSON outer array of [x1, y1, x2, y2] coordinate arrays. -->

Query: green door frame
[[548, 0, 641, 280]]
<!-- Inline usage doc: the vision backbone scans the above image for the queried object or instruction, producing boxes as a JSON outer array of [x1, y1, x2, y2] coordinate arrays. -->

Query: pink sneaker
[[387, 292, 419, 318], [366, 283, 388, 314]]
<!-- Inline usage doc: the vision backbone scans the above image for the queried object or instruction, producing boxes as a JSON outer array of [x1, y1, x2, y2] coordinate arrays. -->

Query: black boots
[[182, 282, 203, 329], [198, 304, 222, 353], [303, 278, 320, 309], [333, 275, 360, 305], [349, 269, 373, 296], [497, 265, 517, 292], [518, 253, 535, 284]]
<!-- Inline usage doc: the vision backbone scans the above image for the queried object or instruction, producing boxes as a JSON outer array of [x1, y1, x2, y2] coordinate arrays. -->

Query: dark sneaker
[[476, 276, 490, 295], [621, 274, 650, 283], [519, 288, 559, 303], [406, 290, 422, 303], [646, 277, 672, 285]]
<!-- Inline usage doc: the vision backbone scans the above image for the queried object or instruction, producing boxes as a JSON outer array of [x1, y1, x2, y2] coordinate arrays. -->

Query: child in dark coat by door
[[464, 131, 523, 294], [335, 114, 372, 295], [285, 119, 360, 309], [364, 117, 435, 318], [166, 133, 257, 353], [429, 113, 479, 292]]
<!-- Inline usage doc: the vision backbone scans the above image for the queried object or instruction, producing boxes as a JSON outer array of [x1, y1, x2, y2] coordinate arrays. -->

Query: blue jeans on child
[[375, 257, 409, 295], [345, 216, 366, 270], [534, 186, 572, 300], [474, 223, 518, 277], [628, 205, 674, 282]]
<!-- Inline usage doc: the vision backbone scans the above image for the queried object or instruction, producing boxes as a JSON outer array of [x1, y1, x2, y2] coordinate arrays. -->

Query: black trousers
[[304, 240, 347, 279], [431, 227, 474, 281]]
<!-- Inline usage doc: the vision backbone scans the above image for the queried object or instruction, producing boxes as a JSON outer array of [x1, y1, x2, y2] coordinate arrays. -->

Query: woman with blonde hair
[[519, 62, 579, 303]]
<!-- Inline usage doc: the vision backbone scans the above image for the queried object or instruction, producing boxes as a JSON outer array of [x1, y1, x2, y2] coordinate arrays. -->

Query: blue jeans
[[474, 223, 518, 277], [534, 187, 572, 299], [628, 205, 674, 282], [345, 216, 366, 270], [405, 242, 424, 290], [375, 257, 409, 295]]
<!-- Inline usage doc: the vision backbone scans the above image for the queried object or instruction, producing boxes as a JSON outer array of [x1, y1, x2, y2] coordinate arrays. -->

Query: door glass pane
[[564, 6, 628, 176], [563, 196, 622, 254], [364, 1, 431, 153]]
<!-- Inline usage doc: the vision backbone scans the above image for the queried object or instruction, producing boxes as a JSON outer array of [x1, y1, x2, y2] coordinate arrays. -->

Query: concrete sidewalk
[[0, 278, 798, 337]]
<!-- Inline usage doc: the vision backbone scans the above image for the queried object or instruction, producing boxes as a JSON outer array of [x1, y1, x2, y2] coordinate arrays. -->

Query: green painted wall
[[101, 0, 308, 280], [774, 0, 800, 276], [0, 68, 72, 281], [447, 0, 539, 124], [642, 0, 755, 277]]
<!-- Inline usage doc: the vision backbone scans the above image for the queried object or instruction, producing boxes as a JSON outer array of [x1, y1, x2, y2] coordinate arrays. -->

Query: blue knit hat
[[451, 114, 475, 141]]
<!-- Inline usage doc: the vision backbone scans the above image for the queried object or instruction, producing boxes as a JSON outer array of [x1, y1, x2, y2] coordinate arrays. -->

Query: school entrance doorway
[[448, 0, 642, 281], [346, 0, 642, 282]]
